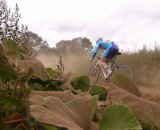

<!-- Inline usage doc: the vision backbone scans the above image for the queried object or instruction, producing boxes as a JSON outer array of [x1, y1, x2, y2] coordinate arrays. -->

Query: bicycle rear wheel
[[88, 65, 100, 86], [115, 64, 134, 83]]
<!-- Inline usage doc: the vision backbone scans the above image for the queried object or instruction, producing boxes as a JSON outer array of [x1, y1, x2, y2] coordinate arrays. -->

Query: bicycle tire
[[115, 64, 134, 83], [88, 65, 100, 86]]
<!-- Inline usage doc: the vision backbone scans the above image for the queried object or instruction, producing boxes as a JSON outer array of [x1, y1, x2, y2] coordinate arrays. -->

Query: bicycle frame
[[96, 52, 120, 75], [108, 53, 120, 71], [88, 52, 134, 86]]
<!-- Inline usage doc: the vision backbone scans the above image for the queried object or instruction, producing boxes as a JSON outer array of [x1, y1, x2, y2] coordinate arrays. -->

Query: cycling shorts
[[103, 43, 119, 60]]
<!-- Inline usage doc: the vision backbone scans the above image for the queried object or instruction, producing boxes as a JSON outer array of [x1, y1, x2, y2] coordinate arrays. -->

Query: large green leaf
[[71, 76, 90, 92], [29, 83, 44, 91], [45, 68, 59, 79], [90, 95, 99, 121], [89, 85, 107, 101], [99, 104, 142, 130], [42, 124, 59, 130], [28, 76, 63, 91], [30, 92, 98, 130], [111, 74, 141, 97]]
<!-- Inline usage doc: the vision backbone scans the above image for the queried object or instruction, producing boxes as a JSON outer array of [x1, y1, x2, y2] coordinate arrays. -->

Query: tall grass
[[118, 44, 160, 87]]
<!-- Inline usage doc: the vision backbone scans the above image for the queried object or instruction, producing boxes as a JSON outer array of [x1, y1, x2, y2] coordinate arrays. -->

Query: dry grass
[[118, 46, 160, 87]]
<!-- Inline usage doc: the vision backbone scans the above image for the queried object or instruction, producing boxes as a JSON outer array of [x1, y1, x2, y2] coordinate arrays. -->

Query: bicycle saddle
[[117, 52, 122, 55]]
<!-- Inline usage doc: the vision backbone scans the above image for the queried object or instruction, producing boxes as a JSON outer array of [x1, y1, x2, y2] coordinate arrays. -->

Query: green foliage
[[0, 39, 32, 129], [42, 124, 59, 130], [3, 39, 19, 53], [46, 68, 59, 79], [0, 63, 17, 80], [99, 104, 142, 130], [0, 0, 48, 56], [0, 1, 22, 42], [71, 76, 90, 92], [0, 96, 22, 107], [89, 86, 107, 101], [28, 83, 44, 91], [2, 39, 22, 71], [90, 95, 99, 121], [28, 76, 64, 91], [21, 31, 49, 56], [55, 37, 93, 56]]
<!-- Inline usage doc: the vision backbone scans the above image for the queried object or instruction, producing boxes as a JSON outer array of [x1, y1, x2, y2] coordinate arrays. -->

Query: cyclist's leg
[[100, 44, 119, 79], [100, 57, 108, 68], [100, 57, 108, 78], [101, 49, 109, 69], [99, 52, 113, 79], [102, 48, 117, 78]]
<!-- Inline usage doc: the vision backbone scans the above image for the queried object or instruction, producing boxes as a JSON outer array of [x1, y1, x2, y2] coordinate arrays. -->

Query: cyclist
[[90, 38, 119, 79]]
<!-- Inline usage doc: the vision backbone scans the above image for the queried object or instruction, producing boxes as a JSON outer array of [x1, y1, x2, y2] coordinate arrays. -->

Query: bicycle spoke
[[114, 64, 134, 83], [88, 65, 100, 87]]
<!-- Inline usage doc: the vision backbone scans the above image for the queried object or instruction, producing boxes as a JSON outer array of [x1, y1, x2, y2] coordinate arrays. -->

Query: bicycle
[[88, 52, 134, 86]]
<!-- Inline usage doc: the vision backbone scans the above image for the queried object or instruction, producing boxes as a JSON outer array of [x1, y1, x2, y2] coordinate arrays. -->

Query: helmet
[[96, 38, 103, 43]]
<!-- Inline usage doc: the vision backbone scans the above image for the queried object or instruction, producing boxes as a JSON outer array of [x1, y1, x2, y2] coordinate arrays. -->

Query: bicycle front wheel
[[115, 64, 134, 83], [88, 65, 100, 87]]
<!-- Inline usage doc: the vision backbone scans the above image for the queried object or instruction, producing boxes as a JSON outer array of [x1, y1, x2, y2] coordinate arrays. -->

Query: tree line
[[0, 0, 93, 57]]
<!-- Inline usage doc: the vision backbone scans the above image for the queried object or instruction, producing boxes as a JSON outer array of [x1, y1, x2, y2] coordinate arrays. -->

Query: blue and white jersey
[[91, 39, 119, 59]]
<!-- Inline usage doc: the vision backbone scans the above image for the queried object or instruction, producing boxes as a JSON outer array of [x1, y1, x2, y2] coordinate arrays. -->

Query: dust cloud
[[37, 51, 160, 87], [134, 66, 160, 87], [36, 52, 92, 76]]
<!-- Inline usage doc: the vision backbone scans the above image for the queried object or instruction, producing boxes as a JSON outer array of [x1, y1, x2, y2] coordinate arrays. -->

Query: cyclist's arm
[[102, 42, 112, 57], [90, 42, 100, 61], [102, 48, 109, 57]]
